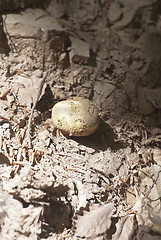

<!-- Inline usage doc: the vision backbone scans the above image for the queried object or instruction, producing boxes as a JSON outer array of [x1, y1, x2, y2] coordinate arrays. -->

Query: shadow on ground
[[72, 119, 126, 151]]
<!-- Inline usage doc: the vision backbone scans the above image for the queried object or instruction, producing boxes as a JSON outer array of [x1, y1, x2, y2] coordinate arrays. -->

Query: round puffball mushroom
[[52, 97, 100, 136]]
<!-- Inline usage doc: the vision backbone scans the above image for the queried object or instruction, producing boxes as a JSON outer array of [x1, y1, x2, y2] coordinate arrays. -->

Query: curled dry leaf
[[75, 203, 114, 239], [131, 166, 161, 238], [0, 190, 43, 239], [112, 215, 135, 240], [14, 75, 46, 109]]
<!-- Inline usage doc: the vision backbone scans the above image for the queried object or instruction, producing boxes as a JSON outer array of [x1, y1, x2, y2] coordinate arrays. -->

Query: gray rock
[[4, 8, 62, 39], [70, 36, 90, 58]]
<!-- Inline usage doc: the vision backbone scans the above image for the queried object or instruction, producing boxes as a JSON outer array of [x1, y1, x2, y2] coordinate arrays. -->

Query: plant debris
[[0, 0, 161, 239]]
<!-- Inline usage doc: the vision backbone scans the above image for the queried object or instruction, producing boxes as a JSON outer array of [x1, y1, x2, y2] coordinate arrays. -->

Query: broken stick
[[27, 71, 48, 148]]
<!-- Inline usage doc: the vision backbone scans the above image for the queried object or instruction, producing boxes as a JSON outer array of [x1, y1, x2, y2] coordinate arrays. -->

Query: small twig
[[27, 71, 48, 148], [0, 115, 10, 122]]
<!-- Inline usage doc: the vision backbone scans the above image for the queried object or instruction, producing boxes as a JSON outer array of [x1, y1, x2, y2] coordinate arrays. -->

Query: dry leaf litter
[[0, 0, 161, 239]]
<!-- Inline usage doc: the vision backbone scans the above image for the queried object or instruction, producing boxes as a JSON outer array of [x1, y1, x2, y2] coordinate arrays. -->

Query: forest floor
[[0, 0, 161, 239]]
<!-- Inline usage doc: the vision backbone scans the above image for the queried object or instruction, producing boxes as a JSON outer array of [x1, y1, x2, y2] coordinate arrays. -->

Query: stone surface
[[70, 36, 90, 58], [4, 8, 62, 38]]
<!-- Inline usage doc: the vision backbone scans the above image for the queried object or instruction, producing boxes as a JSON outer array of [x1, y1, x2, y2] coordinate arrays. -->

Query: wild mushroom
[[52, 97, 100, 136]]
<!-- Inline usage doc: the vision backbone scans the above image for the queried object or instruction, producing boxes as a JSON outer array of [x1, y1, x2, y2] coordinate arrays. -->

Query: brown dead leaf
[[131, 166, 161, 237], [145, 205, 161, 235], [139, 165, 161, 212], [13, 75, 46, 109], [112, 215, 135, 240], [0, 190, 43, 239], [75, 203, 114, 239]]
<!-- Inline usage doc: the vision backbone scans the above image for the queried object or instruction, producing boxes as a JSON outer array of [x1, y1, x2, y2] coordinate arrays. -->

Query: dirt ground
[[0, 0, 161, 239]]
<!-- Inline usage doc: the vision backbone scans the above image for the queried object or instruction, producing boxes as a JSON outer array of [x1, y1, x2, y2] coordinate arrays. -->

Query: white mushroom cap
[[52, 97, 100, 136]]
